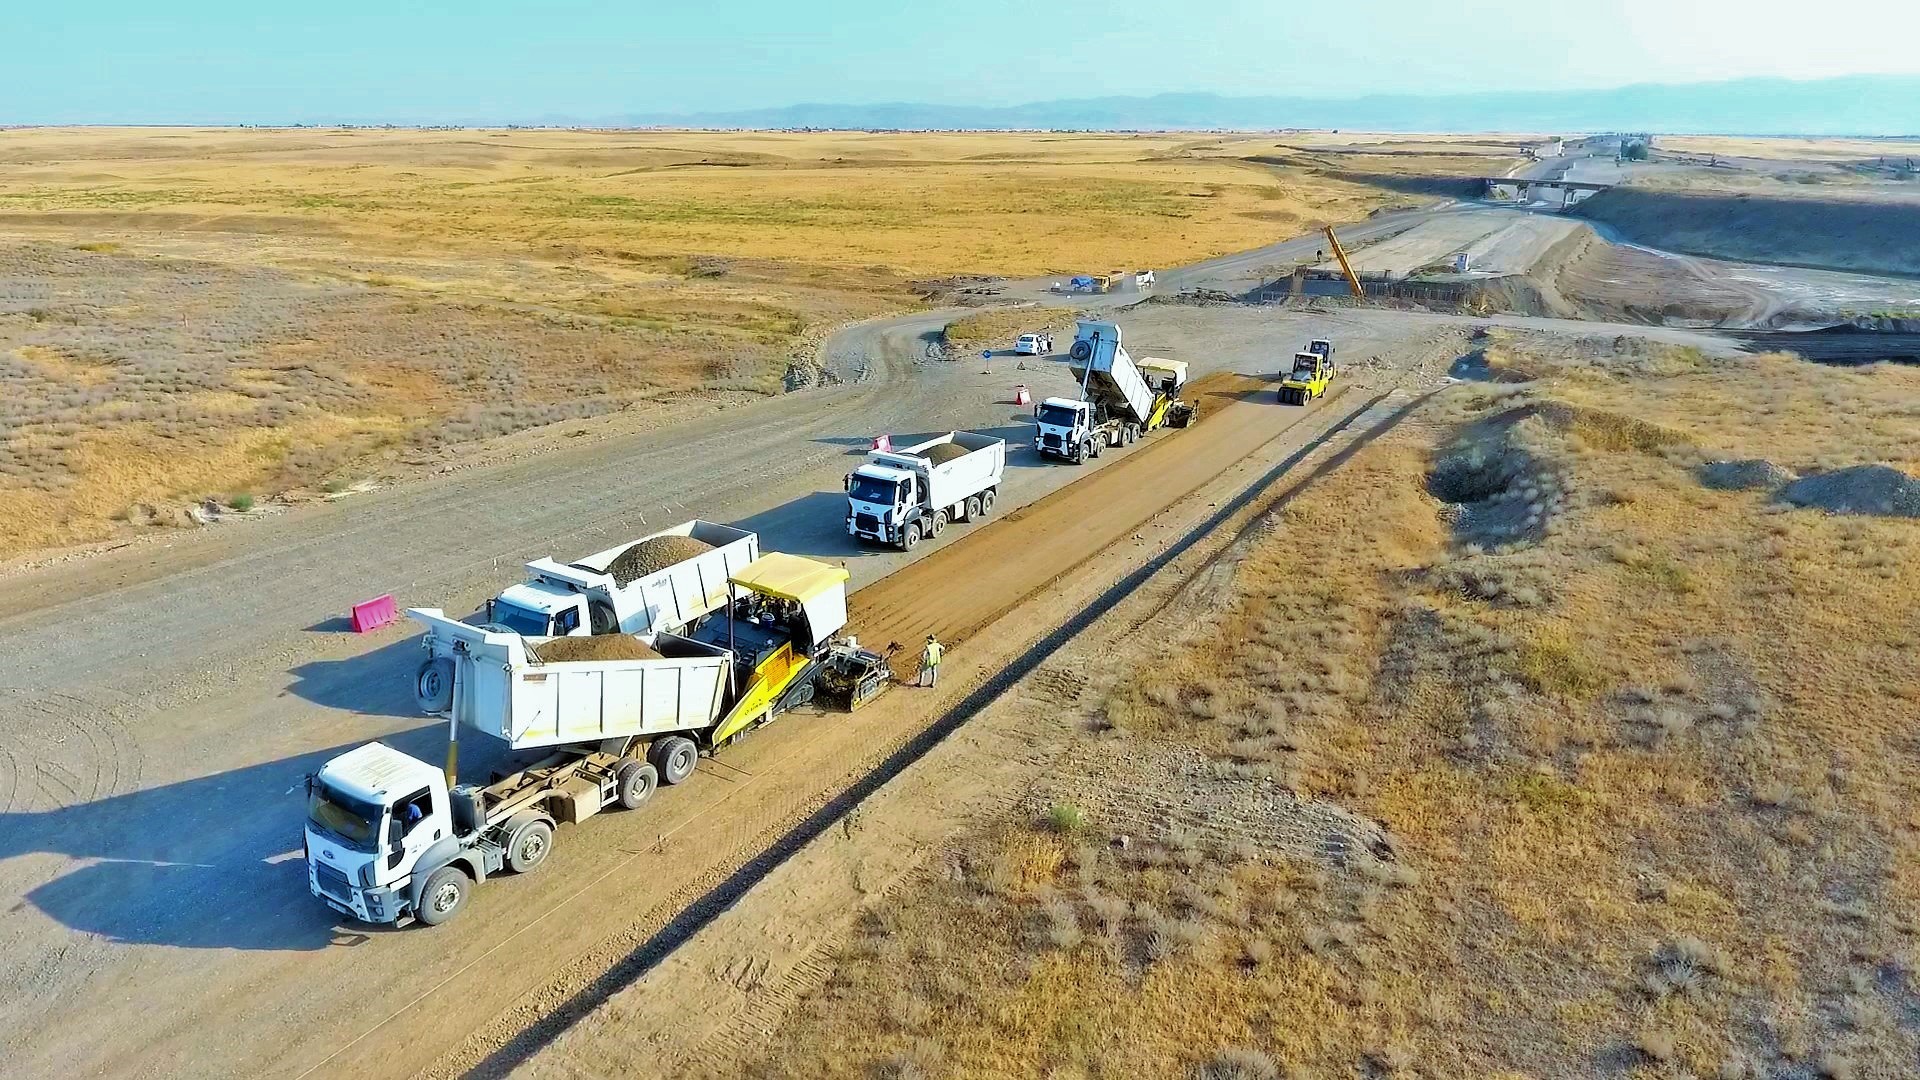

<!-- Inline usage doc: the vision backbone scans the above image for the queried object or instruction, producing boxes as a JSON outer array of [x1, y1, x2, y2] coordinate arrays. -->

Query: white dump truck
[[1034, 320, 1194, 464], [484, 520, 759, 638], [305, 552, 893, 927], [845, 431, 1006, 551]]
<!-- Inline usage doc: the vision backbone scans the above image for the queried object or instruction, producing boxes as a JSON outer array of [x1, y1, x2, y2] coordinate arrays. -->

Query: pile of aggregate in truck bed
[[531, 635, 662, 663], [607, 535, 714, 587], [922, 442, 970, 465]]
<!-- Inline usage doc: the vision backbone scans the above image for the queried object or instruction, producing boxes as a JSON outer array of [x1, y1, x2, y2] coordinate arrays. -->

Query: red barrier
[[870, 434, 892, 452], [351, 594, 399, 634], [1013, 385, 1031, 406]]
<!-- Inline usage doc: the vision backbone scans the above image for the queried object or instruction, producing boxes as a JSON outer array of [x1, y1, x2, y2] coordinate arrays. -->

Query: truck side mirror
[[843, 473, 851, 492]]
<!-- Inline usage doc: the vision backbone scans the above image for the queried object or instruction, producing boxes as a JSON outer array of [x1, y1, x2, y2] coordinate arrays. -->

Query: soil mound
[[606, 535, 713, 586], [1779, 465, 1920, 518], [531, 635, 662, 663], [1575, 188, 1920, 278], [923, 441, 970, 465], [1701, 458, 1796, 491]]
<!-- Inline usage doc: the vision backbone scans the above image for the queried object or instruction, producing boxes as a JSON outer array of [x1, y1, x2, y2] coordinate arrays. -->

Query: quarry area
[[0, 127, 1917, 1080]]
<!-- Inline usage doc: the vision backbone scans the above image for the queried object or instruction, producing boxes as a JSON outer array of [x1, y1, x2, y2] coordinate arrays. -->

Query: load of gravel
[[606, 535, 714, 587], [1779, 464, 1920, 518], [923, 441, 971, 465], [1700, 458, 1796, 492], [531, 634, 661, 664]]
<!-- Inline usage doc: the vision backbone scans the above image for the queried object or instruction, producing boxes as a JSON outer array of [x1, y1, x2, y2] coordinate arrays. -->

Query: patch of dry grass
[[744, 334, 1920, 1077], [941, 308, 1079, 358], [0, 127, 1504, 558]]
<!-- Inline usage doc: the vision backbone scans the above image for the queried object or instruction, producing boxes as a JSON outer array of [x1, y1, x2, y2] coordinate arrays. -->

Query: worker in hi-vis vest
[[919, 634, 944, 687]]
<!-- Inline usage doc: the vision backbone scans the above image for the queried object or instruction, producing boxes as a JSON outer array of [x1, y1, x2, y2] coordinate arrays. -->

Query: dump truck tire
[[930, 510, 947, 538], [504, 814, 554, 874], [902, 521, 922, 550], [652, 736, 699, 785], [589, 600, 619, 636], [1069, 339, 1093, 362], [965, 495, 982, 521], [416, 658, 455, 713], [615, 760, 658, 810], [416, 865, 470, 926], [981, 488, 996, 515]]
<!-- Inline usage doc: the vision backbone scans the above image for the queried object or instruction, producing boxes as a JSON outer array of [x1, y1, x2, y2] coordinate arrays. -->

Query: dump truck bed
[[522, 520, 759, 635], [1067, 320, 1155, 425], [410, 609, 732, 751]]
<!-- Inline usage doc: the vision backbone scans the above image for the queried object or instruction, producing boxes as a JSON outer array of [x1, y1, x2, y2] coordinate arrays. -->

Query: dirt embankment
[[1574, 187, 1920, 277]]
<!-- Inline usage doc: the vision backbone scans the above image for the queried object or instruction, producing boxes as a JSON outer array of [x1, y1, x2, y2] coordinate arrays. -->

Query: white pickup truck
[[484, 521, 758, 638], [846, 431, 1006, 550]]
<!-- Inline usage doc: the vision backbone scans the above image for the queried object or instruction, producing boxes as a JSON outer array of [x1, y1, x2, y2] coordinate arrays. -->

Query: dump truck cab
[[484, 581, 588, 637], [1279, 351, 1334, 405], [305, 742, 457, 925], [1034, 396, 1099, 462], [846, 463, 920, 543]]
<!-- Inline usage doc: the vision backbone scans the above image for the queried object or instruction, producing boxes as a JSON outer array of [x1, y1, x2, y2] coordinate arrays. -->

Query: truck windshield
[[307, 781, 382, 853], [848, 475, 899, 504], [1036, 403, 1080, 427], [489, 599, 552, 637]]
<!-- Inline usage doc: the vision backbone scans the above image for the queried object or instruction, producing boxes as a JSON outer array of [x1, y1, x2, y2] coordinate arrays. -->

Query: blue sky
[[9, 0, 1920, 123]]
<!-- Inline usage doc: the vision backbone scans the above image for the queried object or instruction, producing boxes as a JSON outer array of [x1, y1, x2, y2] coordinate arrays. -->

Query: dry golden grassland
[[0, 128, 1513, 558], [942, 307, 1081, 358], [1656, 135, 1920, 164], [747, 333, 1920, 1079]]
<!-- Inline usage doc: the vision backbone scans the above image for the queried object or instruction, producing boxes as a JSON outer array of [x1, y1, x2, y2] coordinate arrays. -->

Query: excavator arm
[[1322, 225, 1364, 298]]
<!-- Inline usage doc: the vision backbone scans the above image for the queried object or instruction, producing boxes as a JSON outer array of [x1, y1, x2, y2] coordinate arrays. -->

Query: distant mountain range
[[602, 76, 1920, 136]]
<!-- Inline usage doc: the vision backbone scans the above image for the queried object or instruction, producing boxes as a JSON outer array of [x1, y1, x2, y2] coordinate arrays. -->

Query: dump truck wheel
[[965, 495, 982, 521], [589, 600, 619, 636], [1069, 339, 1093, 362], [981, 488, 996, 515], [615, 760, 658, 810], [504, 815, 554, 874], [416, 866, 469, 926], [930, 510, 947, 538], [651, 736, 699, 785], [902, 521, 922, 550], [415, 658, 455, 713]]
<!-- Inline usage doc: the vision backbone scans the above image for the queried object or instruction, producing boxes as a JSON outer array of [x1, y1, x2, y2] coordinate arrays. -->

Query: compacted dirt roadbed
[[853, 373, 1326, 656]]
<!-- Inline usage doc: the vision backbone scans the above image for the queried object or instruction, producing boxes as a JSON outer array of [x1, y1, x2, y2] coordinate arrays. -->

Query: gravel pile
[[1779, 465, 1920, 518], [532, 635, 662, 664], [923, 441, 971, 465], [1700, 458, 1796, 491], [607, 535, 714, 587]]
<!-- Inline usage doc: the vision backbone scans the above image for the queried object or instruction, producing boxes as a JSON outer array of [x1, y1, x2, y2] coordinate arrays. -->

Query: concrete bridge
[[1482, 176, 1611, 209]]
